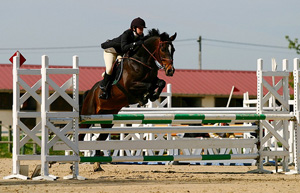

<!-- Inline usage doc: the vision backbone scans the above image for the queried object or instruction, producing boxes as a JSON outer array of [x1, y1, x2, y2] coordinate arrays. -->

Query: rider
[[99, 17, 147, 99]]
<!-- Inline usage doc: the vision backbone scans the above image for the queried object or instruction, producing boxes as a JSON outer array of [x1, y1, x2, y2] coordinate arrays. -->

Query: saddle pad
[[112, 58, 123, 85]]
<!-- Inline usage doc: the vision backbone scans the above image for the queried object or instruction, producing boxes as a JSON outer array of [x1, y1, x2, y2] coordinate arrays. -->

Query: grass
[[0, 137, 12, 158], [0, 136, 65, 158]]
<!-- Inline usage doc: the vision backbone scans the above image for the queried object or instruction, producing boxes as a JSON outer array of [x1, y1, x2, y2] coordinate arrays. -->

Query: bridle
[[142, 40, 173, 69], [123, 39, 173, 70]]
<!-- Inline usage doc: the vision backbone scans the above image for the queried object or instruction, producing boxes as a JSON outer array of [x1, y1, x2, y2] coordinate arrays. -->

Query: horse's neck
[[123, 38, 159, 82], [132, 37, 158, 67]]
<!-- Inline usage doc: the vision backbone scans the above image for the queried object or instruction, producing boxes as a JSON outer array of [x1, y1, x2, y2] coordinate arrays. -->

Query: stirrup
[[99, 73, 112, 99]]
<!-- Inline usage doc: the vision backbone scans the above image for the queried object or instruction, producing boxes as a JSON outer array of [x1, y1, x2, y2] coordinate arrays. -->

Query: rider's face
[[136, 27, 144, 36]]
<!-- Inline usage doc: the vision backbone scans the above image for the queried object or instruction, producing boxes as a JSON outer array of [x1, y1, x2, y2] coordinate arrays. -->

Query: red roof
[[160, 69, 257, 96], [0, 64, 292, 97]]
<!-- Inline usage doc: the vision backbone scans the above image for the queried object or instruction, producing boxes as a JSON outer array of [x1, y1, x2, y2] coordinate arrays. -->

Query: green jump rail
[[79, 113, 295, 124]]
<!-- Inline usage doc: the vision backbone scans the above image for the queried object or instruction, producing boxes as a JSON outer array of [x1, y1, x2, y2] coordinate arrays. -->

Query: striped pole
[[80, 154, 259, 163], [80, 113, 295, 124]]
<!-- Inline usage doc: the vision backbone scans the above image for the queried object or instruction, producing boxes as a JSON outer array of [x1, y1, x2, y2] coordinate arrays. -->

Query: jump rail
[[79, 154, 259, 163], [119, 107, 283, 114], [79, 113, 295, 124]]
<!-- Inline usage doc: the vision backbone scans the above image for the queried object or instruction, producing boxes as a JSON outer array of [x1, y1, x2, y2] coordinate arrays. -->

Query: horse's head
[[142, 29, 177, 76], [157, 32, 177, 76]]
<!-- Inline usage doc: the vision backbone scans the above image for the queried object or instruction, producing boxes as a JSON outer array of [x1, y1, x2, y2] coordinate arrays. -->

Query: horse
[[79, 29, 177, 171]]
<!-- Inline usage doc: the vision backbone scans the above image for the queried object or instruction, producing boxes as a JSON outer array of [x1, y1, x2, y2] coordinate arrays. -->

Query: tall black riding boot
[[99, 73, 112, 99]]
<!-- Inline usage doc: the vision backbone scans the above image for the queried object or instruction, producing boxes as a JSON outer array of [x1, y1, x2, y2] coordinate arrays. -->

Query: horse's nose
[[166, 68, 174, 76]]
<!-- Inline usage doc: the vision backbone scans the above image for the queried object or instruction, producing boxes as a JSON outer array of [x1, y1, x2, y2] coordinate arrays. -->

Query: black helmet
[[130, 17, 146, 29]]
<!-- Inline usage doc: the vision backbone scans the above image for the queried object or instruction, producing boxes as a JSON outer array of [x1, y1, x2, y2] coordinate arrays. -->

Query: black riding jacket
[[101, 29, 144, 54]]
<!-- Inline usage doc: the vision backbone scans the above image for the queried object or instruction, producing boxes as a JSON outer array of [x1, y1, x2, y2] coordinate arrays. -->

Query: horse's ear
[[170, 33, 177, 41]]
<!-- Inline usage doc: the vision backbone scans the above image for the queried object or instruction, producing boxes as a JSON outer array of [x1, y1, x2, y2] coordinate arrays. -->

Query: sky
[[1, 0, 300, 71]]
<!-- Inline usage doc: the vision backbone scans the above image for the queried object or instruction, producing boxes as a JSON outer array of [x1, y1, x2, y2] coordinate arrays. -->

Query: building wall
[[201, 96, 215, 107], [0, 110, 13, 132]]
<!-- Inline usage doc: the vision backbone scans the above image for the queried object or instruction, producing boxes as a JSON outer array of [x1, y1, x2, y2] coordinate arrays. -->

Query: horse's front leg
[[129, 81, 152, 105], [149, 78, 166, 102]]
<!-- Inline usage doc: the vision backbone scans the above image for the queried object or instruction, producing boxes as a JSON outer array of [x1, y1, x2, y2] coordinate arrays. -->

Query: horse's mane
[[144, 28, 171, 41]]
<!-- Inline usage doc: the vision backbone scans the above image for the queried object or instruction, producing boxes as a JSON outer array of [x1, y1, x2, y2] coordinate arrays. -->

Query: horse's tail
[[79, 90, 90, 115], [78, 90, 91, 141]]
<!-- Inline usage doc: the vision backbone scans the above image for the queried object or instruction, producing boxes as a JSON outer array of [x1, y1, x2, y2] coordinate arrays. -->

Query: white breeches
[[103, 50, 122, 76], [103, 50, 117, 75]]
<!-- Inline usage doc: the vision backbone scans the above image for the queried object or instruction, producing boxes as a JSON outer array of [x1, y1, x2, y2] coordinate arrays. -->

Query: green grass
[[0, 136, 65, 158], [0, 137, 12, 158]]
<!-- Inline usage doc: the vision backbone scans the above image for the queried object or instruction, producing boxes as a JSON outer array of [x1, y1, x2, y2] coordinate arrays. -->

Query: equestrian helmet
[[131, 17, 146, 29]]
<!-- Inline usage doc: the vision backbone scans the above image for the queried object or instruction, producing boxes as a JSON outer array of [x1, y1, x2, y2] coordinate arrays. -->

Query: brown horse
[[79, 29, 176, 170]]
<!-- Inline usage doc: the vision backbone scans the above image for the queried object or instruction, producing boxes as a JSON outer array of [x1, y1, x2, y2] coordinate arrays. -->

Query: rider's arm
[[120, 30, 135, 53]]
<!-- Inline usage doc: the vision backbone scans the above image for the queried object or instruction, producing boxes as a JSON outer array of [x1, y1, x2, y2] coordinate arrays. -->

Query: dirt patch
[[0, 158, 299, 193]]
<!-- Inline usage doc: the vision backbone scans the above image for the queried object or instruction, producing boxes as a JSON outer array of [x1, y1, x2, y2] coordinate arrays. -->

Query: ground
[[0, 158, 300, 193]]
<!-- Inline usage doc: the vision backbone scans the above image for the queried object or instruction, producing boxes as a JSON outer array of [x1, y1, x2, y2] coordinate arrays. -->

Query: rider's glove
[[133, 40, 144, 47]]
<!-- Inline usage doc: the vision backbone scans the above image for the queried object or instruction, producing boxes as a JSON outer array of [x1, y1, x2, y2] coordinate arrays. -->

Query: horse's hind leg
[[78, 123, 91, 141], [94, 123, 113, 172]]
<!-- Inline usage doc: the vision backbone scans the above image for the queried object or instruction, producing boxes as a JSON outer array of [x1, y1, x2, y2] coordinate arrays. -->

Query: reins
[[122, 39, 172, 70], [122, 56, 152, 69], [142, 43, 161, 67]]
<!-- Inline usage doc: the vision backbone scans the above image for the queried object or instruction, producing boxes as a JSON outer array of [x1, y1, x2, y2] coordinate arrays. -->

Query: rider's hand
[[134, 40, 143, 46]]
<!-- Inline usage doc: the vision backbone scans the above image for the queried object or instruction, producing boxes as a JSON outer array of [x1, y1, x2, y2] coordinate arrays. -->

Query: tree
[[286, 36, 300, 54], [286, 36, 300, 99]]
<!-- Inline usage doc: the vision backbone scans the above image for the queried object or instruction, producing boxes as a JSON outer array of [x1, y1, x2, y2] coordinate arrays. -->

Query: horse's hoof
[[150, 97, 157, 102], [94, 166, 105, 172], [49, 161, 57, 168], [150, 94, 159, 102], [94, 167, 104, 172], [138, 99, 148, 106], [93, 162, 104, 172], [69, 165, 73, 174]]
